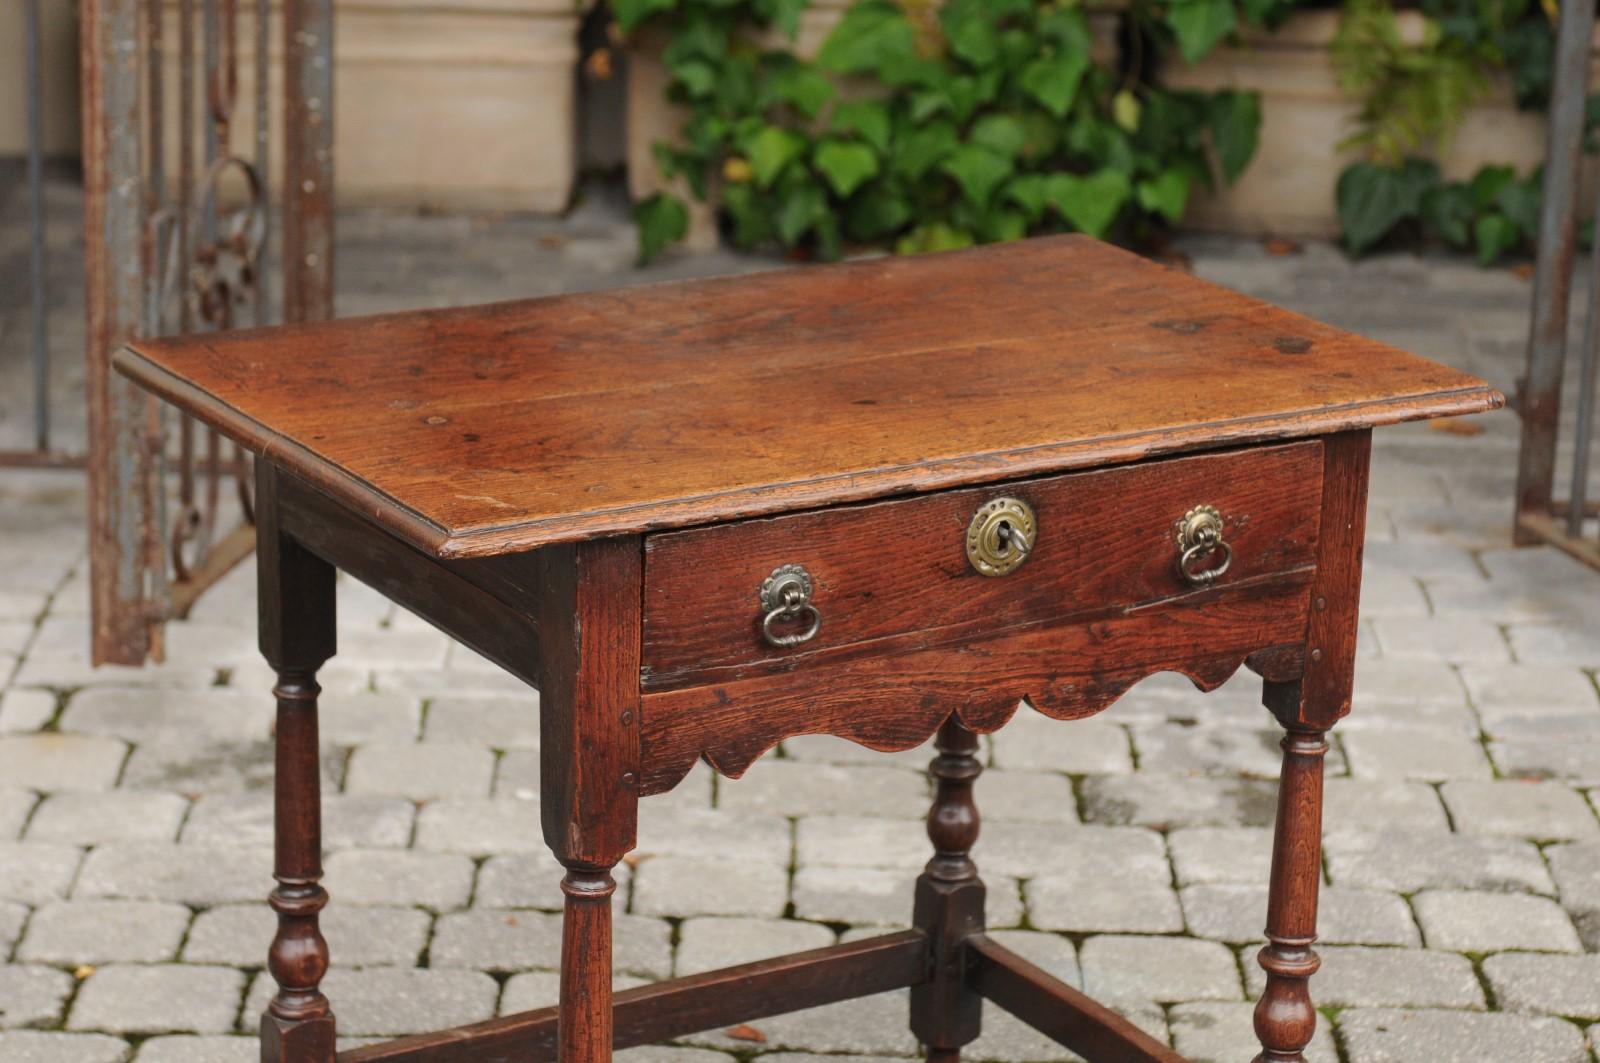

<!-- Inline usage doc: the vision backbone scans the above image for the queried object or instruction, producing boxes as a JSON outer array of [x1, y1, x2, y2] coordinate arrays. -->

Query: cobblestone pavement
[[2, 175, 1600, 1062]]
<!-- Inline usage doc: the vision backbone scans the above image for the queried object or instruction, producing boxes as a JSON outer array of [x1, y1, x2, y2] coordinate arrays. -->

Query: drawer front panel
[[641, 441, 1323, 690]]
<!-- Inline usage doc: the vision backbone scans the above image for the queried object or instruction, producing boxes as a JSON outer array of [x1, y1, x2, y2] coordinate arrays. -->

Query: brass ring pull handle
[[1175, 504, 1233, 586], [967, 497, 1037, 577], [759, 564, 822, 648]]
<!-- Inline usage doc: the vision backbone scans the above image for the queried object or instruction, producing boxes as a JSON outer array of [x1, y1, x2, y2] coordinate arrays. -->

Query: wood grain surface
[[114, 236, 1501, 558], [642, 441, 1322, 689]]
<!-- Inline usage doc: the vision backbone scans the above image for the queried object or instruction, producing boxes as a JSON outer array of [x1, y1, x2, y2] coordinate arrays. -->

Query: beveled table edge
[[112, 343, 1503, 558]]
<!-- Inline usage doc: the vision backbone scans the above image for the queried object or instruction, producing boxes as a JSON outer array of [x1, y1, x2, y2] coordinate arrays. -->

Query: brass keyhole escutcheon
[[966, 497, 1036, 577]]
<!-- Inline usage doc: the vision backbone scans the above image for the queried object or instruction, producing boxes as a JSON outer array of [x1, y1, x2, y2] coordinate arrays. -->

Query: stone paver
[[1081, 774, 1278, 829], [0, 1031, 131, 1062], [5, 203, 1600, 1059], [1245, 945, 1483, 1009], [1336, 1007, 1589, 1062], [1169, 1003, 1339, 1063], [0, 965, 75, 1027], [1341, 726, 1494, 780], [0, 842, 82, 904], [180, 793, 414, 850], [74, 844, 271, 905], [675, 917, 836, 975], [0, 734, 128, 792], [0, 690, 56, 735], [1323, 830, 1554, 894], [430, 910, 672, 978], [1181, 884, 1420, 946], [1413, 890, 1582, 953], [0, 790, 37, 839], [791, 866, 1025, 928], [1440, 779, 1600, 839], [1485, 952, 1600, 1019], [25, 792, 188, 845], [1078, 935, 1242, 1005], [242, 968, 498, 1037], [133, 1036, 257, 1062], [344, 741, 496, 801], [18, 900, 191, 965], [68, 965, 245, 1035], [631, 855, 790, 919], [323, 849, 476, 912]]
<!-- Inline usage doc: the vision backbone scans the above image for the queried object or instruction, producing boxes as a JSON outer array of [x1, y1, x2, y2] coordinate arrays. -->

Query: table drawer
[[641, 441, 1324, 691]]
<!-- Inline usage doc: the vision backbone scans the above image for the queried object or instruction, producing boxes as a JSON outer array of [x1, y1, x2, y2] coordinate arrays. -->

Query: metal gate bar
[[0, 0, 82, 469], [1512, 0, 1600, 570], [84, 0, 334, 664]]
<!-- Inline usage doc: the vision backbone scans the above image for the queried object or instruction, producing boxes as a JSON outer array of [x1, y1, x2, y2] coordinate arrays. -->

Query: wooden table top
[[116, 235, 1501, 558]]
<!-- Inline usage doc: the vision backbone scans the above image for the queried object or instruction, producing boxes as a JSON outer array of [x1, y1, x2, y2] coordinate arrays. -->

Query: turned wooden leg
[[1252, 726, 1329, 1063], [558, 862, 620, 1062], [257, 461, 337, 1063], [911, 717, 985, 1063], [535, 538, 645, 1063]]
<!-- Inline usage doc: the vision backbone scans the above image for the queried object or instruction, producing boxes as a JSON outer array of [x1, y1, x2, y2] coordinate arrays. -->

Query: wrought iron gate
[[1513, 0, 1600, 570], [81, 0, 334, 664]]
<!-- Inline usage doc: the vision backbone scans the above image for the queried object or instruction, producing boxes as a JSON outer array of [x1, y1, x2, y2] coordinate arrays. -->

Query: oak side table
[[116, 236, 1501, 1063]]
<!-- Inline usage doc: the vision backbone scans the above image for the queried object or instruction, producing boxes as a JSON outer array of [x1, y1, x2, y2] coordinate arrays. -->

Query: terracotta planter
[[1163, 10, 1600, 238], [160, 0, 586, 212]]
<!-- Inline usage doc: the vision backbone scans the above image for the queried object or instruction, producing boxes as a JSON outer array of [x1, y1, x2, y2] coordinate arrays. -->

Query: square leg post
[[534, 538, 644, 1063], [257, 462, 338, 1063], [911, 717, 985, 1063], [1254, 430, 1370, 1063]]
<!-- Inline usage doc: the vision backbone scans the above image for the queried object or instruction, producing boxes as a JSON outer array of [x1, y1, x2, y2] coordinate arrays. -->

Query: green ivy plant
[[623, 0, 1284, 262], [1331, 0, 1564, 260], [1337, 157, 1542, 262]]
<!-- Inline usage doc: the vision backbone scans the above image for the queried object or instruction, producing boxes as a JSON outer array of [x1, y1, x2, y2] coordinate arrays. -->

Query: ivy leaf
[[1004, 174, 1051, 223], [1136, 169, 1191, 223], [767, 65, 835, 118], [1470, 165, 1516, 211], [815, 139, 881, 196], [634, 194, 688, 263], [673, 60, 717, 99], [941, 144, 1015, 208], [977, 206, 1028, 243], [776, 178, 827, 247], [1474, 211, 1520, 265], [1207, 91, 1261, 184], [1421, 182, 1474, 247], [1020, 52, 1089, 119], [970, 114, 1029, 159], [752, 0, 807, 38], [747, 126, 809, 188], [893, 121, 959, 179], [1336, 161, 1425, 255], [830, 100, 892, 155], [817, 2, 917, 76], [944, 13, 1000, 67], [721, 183, 772, 248], [613, 0, 678, 33], [1496, 172, 1542, 238], [895, 223, 976, 255], [1045, 169, 1132, 238], [847, 182, 914, 241], [1166, 0, 1236, 63]]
